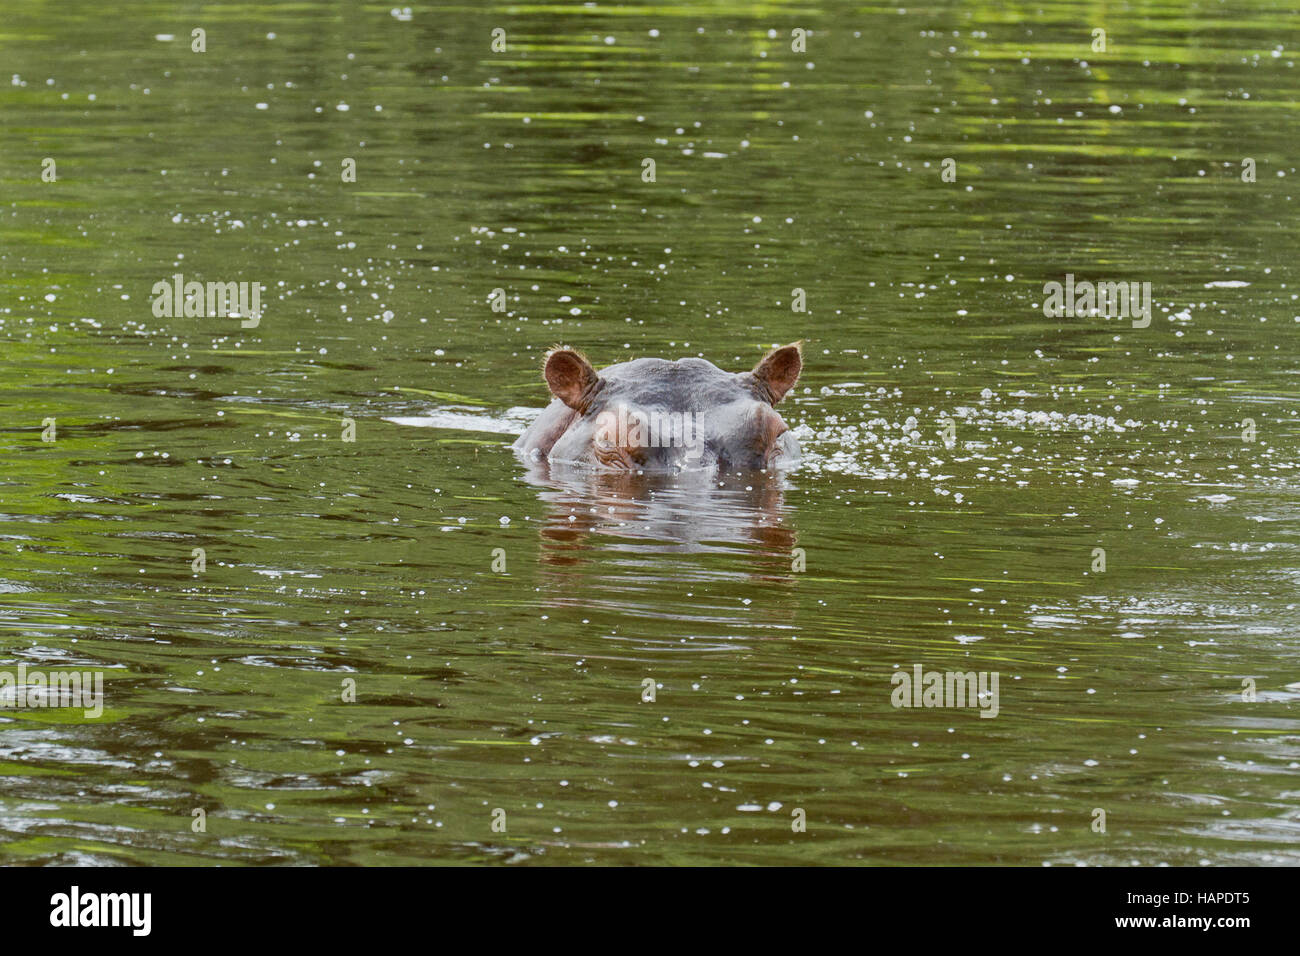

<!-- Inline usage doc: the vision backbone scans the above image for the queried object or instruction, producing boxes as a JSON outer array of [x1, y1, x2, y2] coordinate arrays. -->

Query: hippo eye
[[592, 413, 618, 449]]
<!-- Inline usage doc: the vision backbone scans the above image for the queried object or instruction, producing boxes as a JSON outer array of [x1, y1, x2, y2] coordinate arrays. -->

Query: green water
[[2, 0, 1298, 865]]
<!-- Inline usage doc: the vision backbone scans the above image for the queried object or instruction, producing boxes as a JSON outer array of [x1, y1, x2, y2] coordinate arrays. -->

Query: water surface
[[1, 0, 1298, 865]]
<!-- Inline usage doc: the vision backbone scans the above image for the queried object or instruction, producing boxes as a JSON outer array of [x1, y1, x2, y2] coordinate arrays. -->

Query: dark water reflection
[[528, 463, 797, 559], [522, 464, 802, 658]]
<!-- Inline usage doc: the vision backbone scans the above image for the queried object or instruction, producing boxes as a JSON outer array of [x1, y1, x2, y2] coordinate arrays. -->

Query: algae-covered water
[[1, 0, 1298, 864]]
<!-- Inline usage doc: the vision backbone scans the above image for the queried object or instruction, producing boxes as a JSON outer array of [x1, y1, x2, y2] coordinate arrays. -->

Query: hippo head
[[513, 344, 802, 473]]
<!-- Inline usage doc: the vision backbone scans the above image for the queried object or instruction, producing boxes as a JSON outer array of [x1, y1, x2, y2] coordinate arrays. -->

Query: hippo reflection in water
[[512, 343, 802, 474], [523, 464, 797, 564]]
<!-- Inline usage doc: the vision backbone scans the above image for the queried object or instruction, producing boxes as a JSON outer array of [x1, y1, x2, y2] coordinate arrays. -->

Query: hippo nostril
[[593, 441, 629, 469]]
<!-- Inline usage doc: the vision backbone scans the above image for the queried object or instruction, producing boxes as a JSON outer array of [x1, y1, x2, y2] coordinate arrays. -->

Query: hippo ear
[[543, 347, 600, 411], [749, 342, 802, 404]]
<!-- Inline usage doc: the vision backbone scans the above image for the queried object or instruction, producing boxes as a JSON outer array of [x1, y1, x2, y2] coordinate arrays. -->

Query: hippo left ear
[[747, 342, 802, 405], [543, 347, 601, 411]]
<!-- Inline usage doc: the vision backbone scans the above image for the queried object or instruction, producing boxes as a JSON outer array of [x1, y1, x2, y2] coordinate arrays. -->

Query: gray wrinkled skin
[[513, 356, 799, 474]]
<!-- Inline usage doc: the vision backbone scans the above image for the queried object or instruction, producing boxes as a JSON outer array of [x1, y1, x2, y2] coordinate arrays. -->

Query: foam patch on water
[[793, 402, 1146, 481], [386, 405, 535, 435], [787, 385, 1218, 487]]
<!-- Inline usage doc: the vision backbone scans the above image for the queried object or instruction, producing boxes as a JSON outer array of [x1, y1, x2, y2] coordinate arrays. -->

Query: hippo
[[512, 343, 802, 473]]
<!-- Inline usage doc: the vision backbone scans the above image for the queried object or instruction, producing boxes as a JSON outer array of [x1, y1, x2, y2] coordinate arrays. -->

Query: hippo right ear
[[543, 347, 601, 411]]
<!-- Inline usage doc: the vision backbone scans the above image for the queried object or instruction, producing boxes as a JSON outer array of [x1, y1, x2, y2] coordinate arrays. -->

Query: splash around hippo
[[513, 343, 803, 474]]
